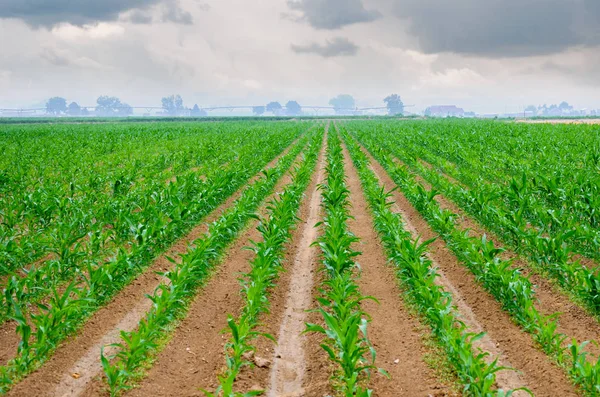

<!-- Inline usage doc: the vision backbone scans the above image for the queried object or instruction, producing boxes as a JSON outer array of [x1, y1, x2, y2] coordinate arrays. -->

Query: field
[[1, 118, 600, 396]]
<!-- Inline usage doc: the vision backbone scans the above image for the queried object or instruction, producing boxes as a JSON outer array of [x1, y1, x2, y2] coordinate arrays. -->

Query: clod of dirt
[[254, 356, 271, 368]]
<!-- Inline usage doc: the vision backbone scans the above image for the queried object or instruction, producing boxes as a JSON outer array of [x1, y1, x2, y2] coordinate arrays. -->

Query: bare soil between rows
[[340, 139, 452, 396], [5, 133, 307, 397], [413, 155, 600, 359], [359, 143, 579, 396]]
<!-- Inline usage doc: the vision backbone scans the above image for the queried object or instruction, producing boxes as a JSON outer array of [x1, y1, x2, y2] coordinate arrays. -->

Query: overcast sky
[[0, 0, 599, 113]]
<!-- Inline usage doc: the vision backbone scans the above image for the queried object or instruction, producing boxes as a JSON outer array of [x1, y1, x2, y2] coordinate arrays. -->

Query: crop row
[[205, 127, 324, 396], [305, 130, 379, 396], [0, 128, 301, 328], [349, 124, 600, 396], [339, 126, 513, 396], [356, 120, 600, 264], [0, 124, 311, 393], [1, 122, 276, 273], [100, 127, 322, 395]]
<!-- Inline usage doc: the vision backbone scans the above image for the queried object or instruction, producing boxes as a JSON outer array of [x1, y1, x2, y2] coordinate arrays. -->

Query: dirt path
[[340, 141, 452, 396], [266, 124, 328, 397], [232, 130, 328, 395], [6, 135, 306, 397], [360, 146, 578, 396]]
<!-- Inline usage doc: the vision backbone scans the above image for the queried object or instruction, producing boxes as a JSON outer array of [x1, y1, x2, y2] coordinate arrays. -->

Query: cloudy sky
[[0, 0, 599, 113]]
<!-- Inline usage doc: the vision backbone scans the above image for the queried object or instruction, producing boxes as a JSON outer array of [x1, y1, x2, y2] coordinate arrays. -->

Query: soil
[[6, 134, 306, 397], [340, 139, 452, 396], [265, 126, 328, 397], [360, 144, 579, 396], [413, 156, 600, 358]]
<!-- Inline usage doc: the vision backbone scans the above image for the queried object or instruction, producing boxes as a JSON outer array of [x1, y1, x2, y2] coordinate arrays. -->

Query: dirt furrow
[[122, 211, 264, 397], [120, 134, 323, 397], [6, 135, 306, 397], [411, 158, 600, 357], [341, 142, 452, 396], [362, 146, 578, 396], [266, 124, 328, 397]]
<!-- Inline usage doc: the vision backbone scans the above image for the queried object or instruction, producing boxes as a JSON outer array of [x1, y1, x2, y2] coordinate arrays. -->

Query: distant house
[[425, 105, 465, 118]]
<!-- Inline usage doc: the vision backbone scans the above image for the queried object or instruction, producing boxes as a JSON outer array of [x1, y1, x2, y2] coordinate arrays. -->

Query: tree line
[[44, 93, 406, 117]]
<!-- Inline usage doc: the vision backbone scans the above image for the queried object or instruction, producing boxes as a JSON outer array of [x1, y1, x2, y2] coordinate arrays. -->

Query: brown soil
[[0, 322, 19, 366], [122, 212, 262, 397], [361, 146, 578, 396], [341, 141, 451, 396], [6, 135, 306, 397], [408, 157, 600, 358], [119, 133, 323, 397], [264, 127, 328, 397]]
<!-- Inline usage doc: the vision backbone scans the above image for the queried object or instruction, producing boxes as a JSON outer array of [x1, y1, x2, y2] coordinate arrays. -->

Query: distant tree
[[383, 94, 404, 115], [525, 105, 537, 113], [286, 101, 302, 116], [66, 101, 81, 116], [81, 107, 90, 116], [162, 94, 185, 116], [266, 101, 282, 114], [118, 103, 133, 116], [190, 104, 207, 117], [329, 94, 355, 114], [46, 97, 67, 115], [252, 106, 265, 116], [96, 96, 126, 117], [559, 101, 573, 111]]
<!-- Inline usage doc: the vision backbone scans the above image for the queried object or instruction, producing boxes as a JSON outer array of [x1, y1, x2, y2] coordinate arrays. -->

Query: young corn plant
[[350, 126, 600, 396], [340, 127, 514, 396], [305, 130, 380, 396], [99, 130, 318, 396], [204, 129, 323, 396], [0, 126, 312, 394]]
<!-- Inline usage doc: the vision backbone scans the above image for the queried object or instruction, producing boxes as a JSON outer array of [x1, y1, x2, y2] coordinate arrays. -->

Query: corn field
[[0, 118, 599, 396]]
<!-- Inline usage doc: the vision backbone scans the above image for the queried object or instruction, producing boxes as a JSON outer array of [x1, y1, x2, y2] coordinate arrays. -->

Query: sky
[[0, 0, 599, 114]]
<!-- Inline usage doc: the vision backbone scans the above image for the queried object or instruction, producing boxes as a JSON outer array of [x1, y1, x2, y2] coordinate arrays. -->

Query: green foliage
[[0, 121, 308, 393], [348, 120, 600, 396], [305, 130, 380, 396], [341, 126, 512, 396]]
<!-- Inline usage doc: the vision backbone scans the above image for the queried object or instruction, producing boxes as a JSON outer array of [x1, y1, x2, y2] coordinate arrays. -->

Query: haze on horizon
[[0, 0, 599, 114]]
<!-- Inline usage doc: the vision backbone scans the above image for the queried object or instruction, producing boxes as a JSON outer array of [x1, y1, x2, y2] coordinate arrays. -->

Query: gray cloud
[[128, 10, 153, 24], [161, 2, 193, 25], [0, 0, 193, 27], [287, 0, 380, 29], [40, 48, 70, 67], [391, 0, 600, 57], [291, 37, 359, 57]]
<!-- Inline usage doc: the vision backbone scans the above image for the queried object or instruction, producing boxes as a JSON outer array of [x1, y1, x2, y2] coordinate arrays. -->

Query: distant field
[[1, 119, 599, 396]]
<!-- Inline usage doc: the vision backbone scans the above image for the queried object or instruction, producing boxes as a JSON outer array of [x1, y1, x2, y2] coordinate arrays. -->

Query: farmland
[[1, 118, 600, 396]]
